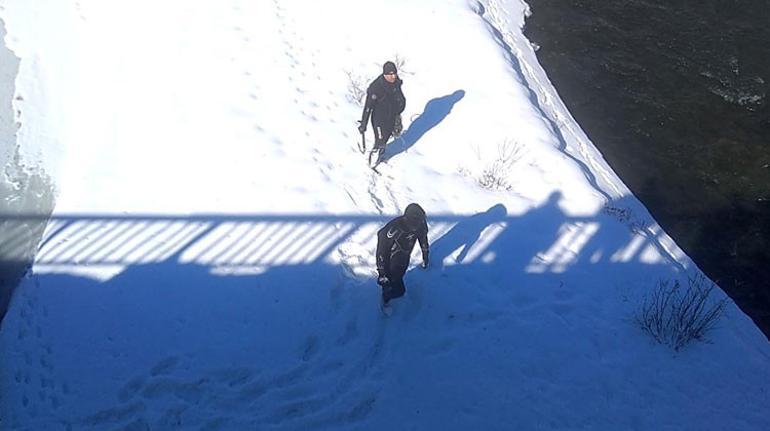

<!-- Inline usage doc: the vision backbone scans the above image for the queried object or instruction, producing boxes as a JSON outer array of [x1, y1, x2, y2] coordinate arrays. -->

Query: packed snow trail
[[1, 0, 769, 430]]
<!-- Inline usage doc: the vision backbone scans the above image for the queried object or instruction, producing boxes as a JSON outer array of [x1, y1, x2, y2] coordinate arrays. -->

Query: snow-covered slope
[[1, 0, 768, 429]]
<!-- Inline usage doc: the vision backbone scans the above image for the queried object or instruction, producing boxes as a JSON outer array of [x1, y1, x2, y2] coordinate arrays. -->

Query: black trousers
[[382, 252, 409, 304], [373, 124, 393, 151]]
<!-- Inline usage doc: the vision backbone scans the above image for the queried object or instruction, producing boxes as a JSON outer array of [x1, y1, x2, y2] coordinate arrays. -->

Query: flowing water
[[524, 0, 770, 336]]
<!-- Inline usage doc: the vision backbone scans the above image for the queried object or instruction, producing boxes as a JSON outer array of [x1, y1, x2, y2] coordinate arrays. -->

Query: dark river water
[[524, 0, 770, 337]]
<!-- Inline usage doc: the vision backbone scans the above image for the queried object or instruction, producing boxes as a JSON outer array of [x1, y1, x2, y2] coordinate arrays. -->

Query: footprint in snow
[[300, 335, 321, 362], [336, 319, 359, 347], [150, 356, 179, 377]]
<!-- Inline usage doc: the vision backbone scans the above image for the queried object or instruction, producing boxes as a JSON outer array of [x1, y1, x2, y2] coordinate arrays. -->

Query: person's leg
[[382, 279, 405, 304], [371, 125, 393, 163], [383, 254, 408, 304], [374, 125, 391, 149], [386, 277, 405, 301]]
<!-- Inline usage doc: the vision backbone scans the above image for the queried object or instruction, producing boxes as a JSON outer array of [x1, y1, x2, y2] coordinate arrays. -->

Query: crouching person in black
[[376, 203, 429, 306]]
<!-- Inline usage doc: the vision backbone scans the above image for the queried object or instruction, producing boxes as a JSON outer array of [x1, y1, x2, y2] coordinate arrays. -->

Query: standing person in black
[[376, 203, 430, 308], [358, 61, 406, 165]]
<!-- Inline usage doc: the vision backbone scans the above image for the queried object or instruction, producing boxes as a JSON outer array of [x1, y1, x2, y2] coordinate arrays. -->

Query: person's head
[[403, 203, 426, 230], [383, 61, 397, 83]]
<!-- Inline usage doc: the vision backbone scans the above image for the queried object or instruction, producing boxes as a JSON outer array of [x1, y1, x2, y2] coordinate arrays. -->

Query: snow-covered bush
[[393, 54, 408, 74], [636, 274, 729, 350], [603, 204, 649, 233], [475, 140, 522, 191], [345, 70, 367, 107]]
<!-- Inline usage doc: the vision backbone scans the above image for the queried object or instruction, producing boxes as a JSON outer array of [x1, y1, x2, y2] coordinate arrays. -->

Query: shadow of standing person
[[431, 204, 508, 269], [382, 90, 465, 162]]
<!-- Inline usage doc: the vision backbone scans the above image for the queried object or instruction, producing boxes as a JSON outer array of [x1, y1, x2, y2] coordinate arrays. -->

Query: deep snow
[[1, 0, 769, 430]]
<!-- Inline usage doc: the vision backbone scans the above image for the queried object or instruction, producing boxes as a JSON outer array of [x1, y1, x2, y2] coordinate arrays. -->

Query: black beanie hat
[[383, 61, 397, 75]]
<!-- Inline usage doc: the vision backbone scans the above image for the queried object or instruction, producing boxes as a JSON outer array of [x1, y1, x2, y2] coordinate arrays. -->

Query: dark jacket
[[360, 75, 406, 133], [376, 215, 429, 276]]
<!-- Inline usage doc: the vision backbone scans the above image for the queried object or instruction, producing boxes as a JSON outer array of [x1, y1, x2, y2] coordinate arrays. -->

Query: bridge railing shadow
[[0, 194, 686, 289], [0, 195, 695, 425]]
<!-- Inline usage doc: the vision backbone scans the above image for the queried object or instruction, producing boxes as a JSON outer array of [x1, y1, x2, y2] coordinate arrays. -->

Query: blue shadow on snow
[[0, 195, 696, 428], [381, 90, 465, 162]]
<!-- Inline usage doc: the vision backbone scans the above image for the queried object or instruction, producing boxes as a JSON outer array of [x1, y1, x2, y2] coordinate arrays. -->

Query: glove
[[358, 123, 366, 134], [377, 275, 390, 287]]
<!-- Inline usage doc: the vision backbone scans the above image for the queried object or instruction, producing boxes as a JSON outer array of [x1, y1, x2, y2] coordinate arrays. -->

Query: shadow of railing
[[1, 194, 686, 279], [0, 195, 697, 431], [0, 193, 689, 334]]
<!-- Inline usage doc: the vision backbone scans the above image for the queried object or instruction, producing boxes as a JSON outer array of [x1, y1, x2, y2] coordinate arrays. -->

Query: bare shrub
[[393, 54, 408, 74], [456, 166, 473, 177], [345, 70, 367, 107], [475, 139, 523, 191], [603, 205, 633, 223], [603, 204, 649, 233], [636, 274, 729, 350]]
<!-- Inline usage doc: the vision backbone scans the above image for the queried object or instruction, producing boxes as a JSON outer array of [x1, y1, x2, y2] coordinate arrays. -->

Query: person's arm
[[376, 221, 396, 277], [418, 221, 429, 268], [396, 79, 406, 114], [359, 82, 379, 132]]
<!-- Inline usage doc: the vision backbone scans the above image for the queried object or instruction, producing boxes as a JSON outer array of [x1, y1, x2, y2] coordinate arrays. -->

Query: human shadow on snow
[[381, 90, 465, 163]]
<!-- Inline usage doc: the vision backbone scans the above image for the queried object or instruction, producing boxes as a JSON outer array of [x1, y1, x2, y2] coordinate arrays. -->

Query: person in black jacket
[[376, 203, 429, 306], [358, 61, 406, 164]]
